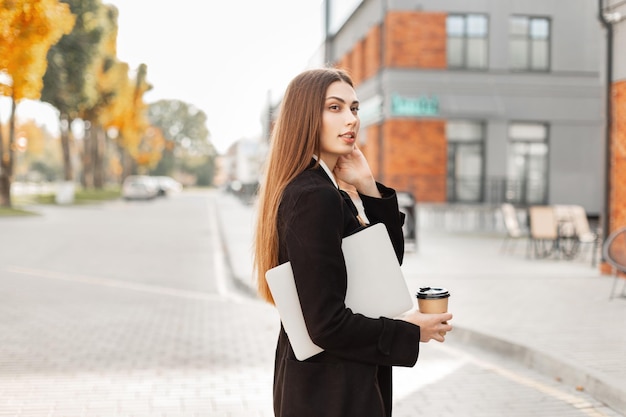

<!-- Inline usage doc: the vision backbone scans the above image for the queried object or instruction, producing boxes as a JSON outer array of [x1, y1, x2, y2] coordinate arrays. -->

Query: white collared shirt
[[313, 155, 369, 224], [313, 155, 339, 189]]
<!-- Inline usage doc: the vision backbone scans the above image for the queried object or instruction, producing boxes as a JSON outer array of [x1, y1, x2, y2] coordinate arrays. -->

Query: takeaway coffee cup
[[416, 287, 450, 314]]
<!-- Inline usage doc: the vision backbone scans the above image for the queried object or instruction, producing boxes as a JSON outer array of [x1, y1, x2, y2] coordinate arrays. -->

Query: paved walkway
[[215, 190, 626, 416]]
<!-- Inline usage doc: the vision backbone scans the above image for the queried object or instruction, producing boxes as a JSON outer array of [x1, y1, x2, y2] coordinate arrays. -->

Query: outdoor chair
[[602, 226, 626, 300], [500, 203, 530, 256], [553, 205, 601, 265], [528, 205, 559, 258], [569, 205, 601, 266], [553, 205, 578, 258]]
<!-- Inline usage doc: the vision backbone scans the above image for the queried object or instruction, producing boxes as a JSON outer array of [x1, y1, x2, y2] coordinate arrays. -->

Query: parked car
[[121, 175, 159, 200], [154, 176, 183, 196]]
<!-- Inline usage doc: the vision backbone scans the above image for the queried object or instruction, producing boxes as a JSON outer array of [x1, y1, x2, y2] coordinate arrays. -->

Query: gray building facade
[[322, 0, 606, 215]]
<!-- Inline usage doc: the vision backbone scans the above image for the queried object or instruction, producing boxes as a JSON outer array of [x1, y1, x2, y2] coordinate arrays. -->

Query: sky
[[2, 0, 325, 155], [108, 0, 325, 153]]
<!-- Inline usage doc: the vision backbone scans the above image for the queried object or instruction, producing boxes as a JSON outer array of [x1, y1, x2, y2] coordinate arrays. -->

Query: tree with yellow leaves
[[77, 3, 122, 189], [135, 126, 166, 170], [77, 4, 156, 188], [41, 0, 107, 192], [0, 0, 75, 207], [102, 62, 153, 179]]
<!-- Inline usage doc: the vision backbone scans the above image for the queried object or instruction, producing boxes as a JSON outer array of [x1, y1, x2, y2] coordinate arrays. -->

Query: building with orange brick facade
[[320, 0, 607, 219], [600, 0, 626, 241]]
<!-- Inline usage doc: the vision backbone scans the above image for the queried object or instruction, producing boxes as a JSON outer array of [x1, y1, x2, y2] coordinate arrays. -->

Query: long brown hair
[[253, 68, 354, 304]]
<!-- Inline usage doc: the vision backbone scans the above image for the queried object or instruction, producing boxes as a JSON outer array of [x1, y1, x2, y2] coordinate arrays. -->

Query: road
[[0, 189, 621, 417]]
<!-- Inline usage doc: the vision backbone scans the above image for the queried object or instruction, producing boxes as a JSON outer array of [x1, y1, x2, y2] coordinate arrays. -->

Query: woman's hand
[[333, 146, 381, 198], [398, 309, 453, 343]]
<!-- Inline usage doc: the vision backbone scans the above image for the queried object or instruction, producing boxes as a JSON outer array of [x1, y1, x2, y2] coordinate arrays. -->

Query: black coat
[[273, 161, 421, 417]]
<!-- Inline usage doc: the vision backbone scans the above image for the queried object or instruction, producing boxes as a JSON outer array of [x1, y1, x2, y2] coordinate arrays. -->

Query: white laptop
[[265, 222, 413, 360]]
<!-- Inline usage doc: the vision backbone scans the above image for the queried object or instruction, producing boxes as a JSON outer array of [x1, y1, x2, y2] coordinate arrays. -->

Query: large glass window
[[447, 14, 488, 70], [509, 16, 550, 71], [506, 123, 549, 205], [446, 121, 485, 203]]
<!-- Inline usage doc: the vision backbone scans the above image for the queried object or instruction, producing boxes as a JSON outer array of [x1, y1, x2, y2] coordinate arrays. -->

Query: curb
[[213, 196, 258, 300], [451, 327, 626, 415]]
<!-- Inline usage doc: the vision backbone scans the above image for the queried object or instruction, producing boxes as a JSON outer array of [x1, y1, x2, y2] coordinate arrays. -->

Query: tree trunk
[[119, 140, 135, 180], [0, 174, 10, 208], [81, 122, 93, 189], [122, 149, 132, 179], [0, 97, 18, 208], [93, 125, 105, 189], [60, 114, 73, 182], [0, 99, 6, 207]]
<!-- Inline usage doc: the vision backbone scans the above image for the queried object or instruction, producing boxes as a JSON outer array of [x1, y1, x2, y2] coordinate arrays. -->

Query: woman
[[254, 68, 452, 417]]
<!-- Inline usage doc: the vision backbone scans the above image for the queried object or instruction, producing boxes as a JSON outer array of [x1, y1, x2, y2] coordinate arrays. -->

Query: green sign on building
[[391, 94, 439, 117]]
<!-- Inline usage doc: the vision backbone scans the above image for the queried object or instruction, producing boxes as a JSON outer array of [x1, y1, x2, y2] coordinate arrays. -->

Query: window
[[447, 14, 488, 70], [446, 121, 485, 203], [506, 123, 549, 205], [509, 16, 550, 71]]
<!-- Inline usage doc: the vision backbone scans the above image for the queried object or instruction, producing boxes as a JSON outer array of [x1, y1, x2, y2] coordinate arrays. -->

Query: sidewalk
[[214, 190, 626, 415]]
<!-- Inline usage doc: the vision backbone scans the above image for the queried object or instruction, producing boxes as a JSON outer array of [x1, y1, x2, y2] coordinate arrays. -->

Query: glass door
[[446, 121, 485, 203], [506, 123, 549, 205]]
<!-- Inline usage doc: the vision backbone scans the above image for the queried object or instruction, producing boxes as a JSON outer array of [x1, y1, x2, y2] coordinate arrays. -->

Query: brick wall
[[361, 119, 447, 202], [339, 25, 381, 86], [340, 11, 447, 84], [362, 124, 380, 176], [361, 120, 448, 201], [610, 79, 626, 234], [338, 11, 449, 202], [600, 79, 626, 275], [351, 40, 364, 85], [337, 55, 350, 76], [384, 11, 447, 69], [363, 25, 381, 80]]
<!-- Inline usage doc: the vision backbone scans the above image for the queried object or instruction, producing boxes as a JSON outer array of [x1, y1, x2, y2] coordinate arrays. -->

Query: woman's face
[[320, 81, 360, 165]]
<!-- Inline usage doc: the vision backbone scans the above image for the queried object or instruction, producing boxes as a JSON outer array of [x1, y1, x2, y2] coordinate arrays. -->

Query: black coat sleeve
[[281, 184, 420, 367], [359, 182, 406, 265]]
